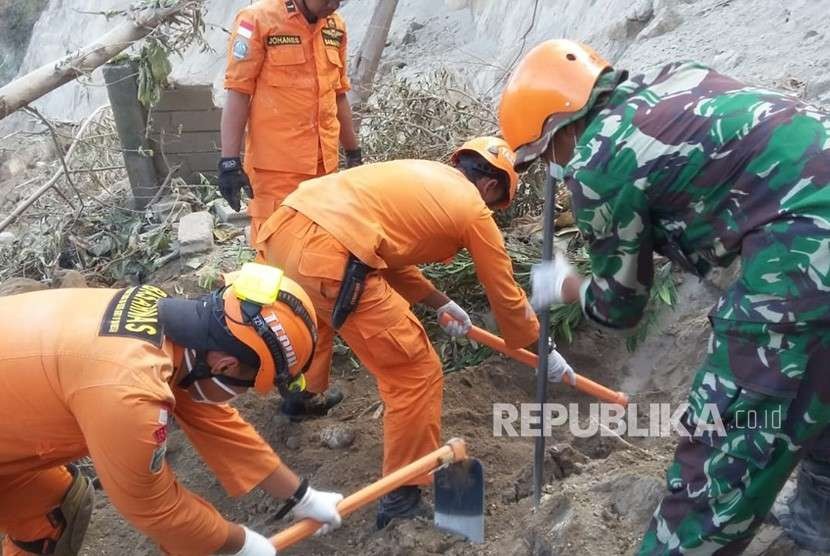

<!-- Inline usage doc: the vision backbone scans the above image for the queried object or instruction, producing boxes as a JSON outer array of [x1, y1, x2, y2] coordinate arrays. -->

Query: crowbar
[[534, 169, 558, 506], [439, 315, 629, 406], [270, 438, 485, 550]]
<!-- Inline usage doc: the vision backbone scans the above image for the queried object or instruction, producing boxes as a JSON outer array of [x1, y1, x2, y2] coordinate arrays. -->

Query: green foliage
[[625, 260, 678, 352], [137, 39, 173, 107]]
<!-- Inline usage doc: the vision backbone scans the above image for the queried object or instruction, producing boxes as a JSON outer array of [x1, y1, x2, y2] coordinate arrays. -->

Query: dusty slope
[[8, 0, 829, 122]]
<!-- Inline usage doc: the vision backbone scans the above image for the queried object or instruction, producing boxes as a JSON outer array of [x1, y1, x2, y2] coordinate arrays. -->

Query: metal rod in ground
[[534, 170, 557, 507]]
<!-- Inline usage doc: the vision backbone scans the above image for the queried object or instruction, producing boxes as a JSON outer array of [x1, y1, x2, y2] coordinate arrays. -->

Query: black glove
[[344, 148, 363, 169], [217, 157, 253, 212]]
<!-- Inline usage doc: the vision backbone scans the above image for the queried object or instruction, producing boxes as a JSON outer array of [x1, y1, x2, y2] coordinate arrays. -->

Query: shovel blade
[[433, 457, 484, 543]]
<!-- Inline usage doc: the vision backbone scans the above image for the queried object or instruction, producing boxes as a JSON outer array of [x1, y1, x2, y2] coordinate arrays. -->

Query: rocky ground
[[0, 198, 818, 554]]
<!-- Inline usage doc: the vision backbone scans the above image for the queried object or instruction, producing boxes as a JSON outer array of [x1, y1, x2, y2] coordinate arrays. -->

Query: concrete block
[[153, 130, 221, 154], [178, 211, 215, 254], [0, 231, 15, 247], [213, 199, 250, 225], [154, 86, 215, 112]]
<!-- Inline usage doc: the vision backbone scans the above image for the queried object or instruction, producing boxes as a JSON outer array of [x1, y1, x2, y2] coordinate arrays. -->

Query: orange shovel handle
[[441, 315, 629, 406], [270, 438, 468, 550]]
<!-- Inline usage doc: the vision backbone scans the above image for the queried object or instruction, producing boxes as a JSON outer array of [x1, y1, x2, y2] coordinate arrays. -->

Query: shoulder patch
[[321, 27, 344, 48], [232, 38, 249, 60], [268, 34, 301, 46], [99, 285, 168, 347]]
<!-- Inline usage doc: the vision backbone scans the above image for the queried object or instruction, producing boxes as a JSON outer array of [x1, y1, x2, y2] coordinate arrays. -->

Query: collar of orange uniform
[[287, 0, 330, 32]]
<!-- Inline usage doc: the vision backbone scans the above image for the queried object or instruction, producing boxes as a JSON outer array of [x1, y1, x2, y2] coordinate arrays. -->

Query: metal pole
[[533, 171, 557, 507]]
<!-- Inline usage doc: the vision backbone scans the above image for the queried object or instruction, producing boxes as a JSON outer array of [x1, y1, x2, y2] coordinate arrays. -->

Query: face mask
[[548, 161, 565, 181], [548, 126, 578, 181]]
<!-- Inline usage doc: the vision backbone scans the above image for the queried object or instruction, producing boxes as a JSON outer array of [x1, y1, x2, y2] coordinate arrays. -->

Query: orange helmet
[[499, 39, 611, 170], [451, 136, 519, 209], [223, 264, 318, 394]]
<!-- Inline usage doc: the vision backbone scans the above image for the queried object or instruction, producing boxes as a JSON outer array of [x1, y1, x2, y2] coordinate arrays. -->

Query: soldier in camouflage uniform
[[499, 39, 830, 554]]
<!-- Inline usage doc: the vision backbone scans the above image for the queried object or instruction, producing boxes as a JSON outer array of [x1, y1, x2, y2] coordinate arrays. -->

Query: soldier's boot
[[11, 464, 95, 555], [774, 457, 830, 551]]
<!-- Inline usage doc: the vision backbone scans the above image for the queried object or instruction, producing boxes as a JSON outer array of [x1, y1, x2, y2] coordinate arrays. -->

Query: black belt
[[331, 254, 371, 330]]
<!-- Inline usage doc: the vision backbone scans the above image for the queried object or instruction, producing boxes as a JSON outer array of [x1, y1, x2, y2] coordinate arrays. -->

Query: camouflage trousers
[[638, 319, 830, 555]]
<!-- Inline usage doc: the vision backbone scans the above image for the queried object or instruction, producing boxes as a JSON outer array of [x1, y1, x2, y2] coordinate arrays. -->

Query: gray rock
[[0, 277, 48, 297], [151, 198, 191, 222], [285, 436, 301, 450], [88, 235, 115, 257], [320, 424, 356, 449], [213, 199, 250, 225], [593, 474, 664, 528], [178, 211, 214, 255], [0, 231, 15, 247], [638, 0, 683, 40]]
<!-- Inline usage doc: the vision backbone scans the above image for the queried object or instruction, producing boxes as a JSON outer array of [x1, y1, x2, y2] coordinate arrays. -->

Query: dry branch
[[0, 0, 199, 121]]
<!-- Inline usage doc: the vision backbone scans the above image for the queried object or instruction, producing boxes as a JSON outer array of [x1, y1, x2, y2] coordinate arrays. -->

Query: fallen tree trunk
[[0, 0, 196, 121]]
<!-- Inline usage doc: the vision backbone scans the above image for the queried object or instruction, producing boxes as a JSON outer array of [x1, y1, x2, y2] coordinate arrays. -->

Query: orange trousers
[[258, 208, 443, 485], [246, 159, 327, 246], [0, 467, 71, 555]]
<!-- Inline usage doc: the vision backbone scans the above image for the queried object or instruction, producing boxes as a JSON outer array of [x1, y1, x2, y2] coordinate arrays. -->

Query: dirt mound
[[73, 270, 713, 555]]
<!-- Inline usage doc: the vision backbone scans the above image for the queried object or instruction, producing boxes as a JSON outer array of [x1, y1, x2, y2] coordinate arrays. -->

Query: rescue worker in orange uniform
[[256, 137, 574, 527], [219, 0, 361, 245], [0, 264, 343, 556]]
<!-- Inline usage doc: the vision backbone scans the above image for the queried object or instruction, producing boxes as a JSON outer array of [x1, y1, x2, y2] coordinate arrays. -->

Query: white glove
[[547, 348, 575, 385], [530, 254, 576, 310], [436, 300, 472, 337], [293, 487, 343, 535], [230, 526, 276, 556]]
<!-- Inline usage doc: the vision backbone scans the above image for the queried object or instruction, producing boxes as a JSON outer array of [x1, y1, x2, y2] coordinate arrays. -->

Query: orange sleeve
[[70, 384, 230, 555], [172, 387, 280, 497], [335, 22, 351, 94], [380, 265, 436, 305], [463, 209, 540, 348], [223, 8, 267, 95]]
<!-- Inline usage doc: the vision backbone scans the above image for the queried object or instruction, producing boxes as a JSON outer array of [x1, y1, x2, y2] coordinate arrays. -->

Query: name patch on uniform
[[322, 27, 343, 48], [268, 34, 301, 46], [99, 285, 168, 347]]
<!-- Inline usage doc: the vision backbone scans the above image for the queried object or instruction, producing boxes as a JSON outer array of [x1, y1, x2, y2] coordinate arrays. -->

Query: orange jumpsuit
[[224, 0, 351, 243], [0, 288, 280, 555], [257, 160, 539, 483]]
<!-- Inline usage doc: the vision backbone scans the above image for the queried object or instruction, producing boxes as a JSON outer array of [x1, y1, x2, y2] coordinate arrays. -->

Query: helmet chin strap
[[548, 126, 577, 181], [179, 349, 250, 404]]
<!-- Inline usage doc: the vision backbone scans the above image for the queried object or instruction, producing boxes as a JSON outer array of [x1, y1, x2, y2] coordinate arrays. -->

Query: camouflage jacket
[[566, 62, 830, 330]]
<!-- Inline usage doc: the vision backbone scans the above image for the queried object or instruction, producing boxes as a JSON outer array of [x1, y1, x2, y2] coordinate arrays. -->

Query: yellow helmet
[[451, 136, 519, 209]]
